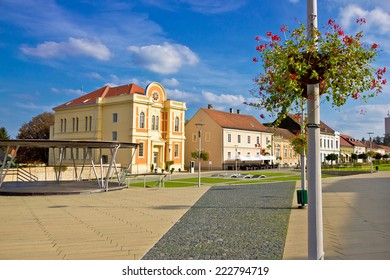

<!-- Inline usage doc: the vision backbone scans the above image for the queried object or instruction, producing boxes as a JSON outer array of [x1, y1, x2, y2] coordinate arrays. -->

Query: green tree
[[373, 136, 383, 145], [0, 127, 11, 151], [358, 153, 368, 160], [351, 153, 358, 162], [384, 134, 390, 146], [191, 151, 209, 161], [325, 153, 338, 166], [367, 151, 376, 158], [16, 112, 54, 164], [374, 153, 382, 160]]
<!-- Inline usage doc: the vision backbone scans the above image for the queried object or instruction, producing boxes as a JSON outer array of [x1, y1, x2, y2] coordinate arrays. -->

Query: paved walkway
[[283, 171, 390, 260], [0, 171, 389, 260], [0, 186, 209, 259]]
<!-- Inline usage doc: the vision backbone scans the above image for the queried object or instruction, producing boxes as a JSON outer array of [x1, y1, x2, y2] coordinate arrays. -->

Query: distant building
[[185, 105, 274, 170], [277, 114, 340, 163], [50, 82, 186, 173], [385, 112, 390, 135], [271, 127, 300, 167], [340, 135, 366, 155], [339, 134, 355, 162]]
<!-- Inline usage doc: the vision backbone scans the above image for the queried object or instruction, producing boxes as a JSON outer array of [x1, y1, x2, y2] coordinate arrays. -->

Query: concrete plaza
[[0, 171, 389, 260]]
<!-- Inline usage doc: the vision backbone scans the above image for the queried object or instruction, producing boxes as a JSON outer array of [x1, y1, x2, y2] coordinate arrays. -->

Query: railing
[[18, 167, 39, 182]]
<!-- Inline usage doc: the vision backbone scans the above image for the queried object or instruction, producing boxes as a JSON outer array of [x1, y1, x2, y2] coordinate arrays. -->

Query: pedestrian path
[[0, 186, 209, 259], [283, 171, 390, 260]]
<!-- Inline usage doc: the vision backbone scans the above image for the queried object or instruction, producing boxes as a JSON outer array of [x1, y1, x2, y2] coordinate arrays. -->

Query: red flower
[[337, 29, 344, 36], [343, 35, 353, 45], [371, 43, 379, 49], [256, 43, 267, 52], [290, 73, 297, 80], [252, 57, 258, 63], [260, 114, 265, 119], [352, 92, 359, 99], [280, 25, 287, 33], [271, 35, 281, 42], [356, 18, 366, 24], [328, 19, 335, 25], [266, 31, 272, 37], [254, 36, 260, 41], [382, 79, 387, 85]]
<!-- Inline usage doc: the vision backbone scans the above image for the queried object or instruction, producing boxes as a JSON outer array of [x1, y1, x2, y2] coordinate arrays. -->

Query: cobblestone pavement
[[143, 182, 295, 260]]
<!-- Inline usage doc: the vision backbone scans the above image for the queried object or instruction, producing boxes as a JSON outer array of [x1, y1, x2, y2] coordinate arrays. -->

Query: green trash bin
[[297, 189, 308, 205]]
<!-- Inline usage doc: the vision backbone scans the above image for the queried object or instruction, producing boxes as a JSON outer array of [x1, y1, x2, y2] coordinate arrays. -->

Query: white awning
[[237, 155, 276, 161]]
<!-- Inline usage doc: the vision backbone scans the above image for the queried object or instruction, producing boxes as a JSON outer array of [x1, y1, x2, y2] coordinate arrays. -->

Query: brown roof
[[201, 108, 268, 132], [272, 127, 295, 139], [288, 114, 335, 134], [54, 84, 145, 110], [340, 136, 353, 147]]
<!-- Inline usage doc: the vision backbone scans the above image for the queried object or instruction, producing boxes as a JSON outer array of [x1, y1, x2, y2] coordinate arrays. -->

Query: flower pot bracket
[[288, 52, 329, 98]]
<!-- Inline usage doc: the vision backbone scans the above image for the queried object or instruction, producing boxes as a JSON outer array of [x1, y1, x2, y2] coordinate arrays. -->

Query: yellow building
[[50, 82, 186, 173], [272, 127, 300, 167]]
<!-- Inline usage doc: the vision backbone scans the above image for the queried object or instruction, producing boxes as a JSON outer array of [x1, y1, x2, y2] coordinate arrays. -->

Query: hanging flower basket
[[287, 52, 329, 97], [248, 18, 386, 123]]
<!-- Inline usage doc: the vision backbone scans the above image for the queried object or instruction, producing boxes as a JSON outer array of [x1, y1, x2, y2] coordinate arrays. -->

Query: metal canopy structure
[[0, 140, 138, 191]]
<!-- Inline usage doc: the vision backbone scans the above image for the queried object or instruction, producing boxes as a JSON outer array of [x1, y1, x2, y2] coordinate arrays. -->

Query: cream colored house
[[271, 127, 300, 167], [185, 106, 273, 170], [50, 82, 186, 173]]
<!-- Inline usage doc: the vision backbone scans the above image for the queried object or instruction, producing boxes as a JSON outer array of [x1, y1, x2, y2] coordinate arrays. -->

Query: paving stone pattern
[[143, 182, 295, 260]]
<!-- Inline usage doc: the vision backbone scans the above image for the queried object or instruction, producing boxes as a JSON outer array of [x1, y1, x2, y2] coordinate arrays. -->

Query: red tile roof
[[53, 84, 145, 110], [340, 136, 353, 147], [201, 108, 268, 132]]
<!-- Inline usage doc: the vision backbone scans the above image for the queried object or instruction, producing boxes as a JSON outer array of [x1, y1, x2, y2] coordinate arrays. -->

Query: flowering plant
[[249, 18, 386, 123]]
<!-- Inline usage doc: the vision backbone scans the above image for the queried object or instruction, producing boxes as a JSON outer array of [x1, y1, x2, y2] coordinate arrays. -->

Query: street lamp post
[[307, 0, 324, 260], [235, 145, 238, 173], [368, 132, 374, 174], [195, 123, 204, 187]]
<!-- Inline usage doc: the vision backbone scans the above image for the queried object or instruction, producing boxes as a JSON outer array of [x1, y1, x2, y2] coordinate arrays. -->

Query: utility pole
[[368, 132, 374, 174], [307, 0, 324, 260], [195, 123, 204, 187]]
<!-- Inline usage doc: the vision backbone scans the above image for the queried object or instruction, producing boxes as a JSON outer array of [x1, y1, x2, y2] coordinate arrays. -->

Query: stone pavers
[[0, 186, 209, 260], [283, 171, 390, 260]]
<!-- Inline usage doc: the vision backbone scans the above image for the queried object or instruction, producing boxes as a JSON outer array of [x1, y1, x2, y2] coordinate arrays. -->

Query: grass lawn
[[126, 171, 337, 188]]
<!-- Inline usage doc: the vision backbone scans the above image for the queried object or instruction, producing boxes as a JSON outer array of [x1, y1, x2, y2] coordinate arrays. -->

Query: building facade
[[185, 106, 274, 170], [277, 114, 340, 164], [50, 82, 186, 173], [271, 127, 300, 167]]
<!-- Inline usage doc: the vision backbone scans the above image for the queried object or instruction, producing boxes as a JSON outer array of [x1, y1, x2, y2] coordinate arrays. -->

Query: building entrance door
[[153, 152, 158, 165]]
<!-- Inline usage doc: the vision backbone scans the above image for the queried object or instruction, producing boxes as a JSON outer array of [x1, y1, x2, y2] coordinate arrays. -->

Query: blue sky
[[1, 0, 390, 140]]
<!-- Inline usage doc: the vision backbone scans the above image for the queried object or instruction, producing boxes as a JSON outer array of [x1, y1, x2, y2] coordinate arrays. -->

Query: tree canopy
[[16, 112, 54, 164]]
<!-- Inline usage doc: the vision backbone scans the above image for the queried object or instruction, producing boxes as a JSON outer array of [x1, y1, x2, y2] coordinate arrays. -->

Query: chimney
[[208, 104, 213, 109], [237, 109, 240, 114], [229, 108, 233, 113]]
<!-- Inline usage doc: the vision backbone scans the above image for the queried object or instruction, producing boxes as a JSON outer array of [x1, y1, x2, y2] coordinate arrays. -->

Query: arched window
[[139, 112, 145, 129], [155, 116, 159, 130], [151, 115, 155, 130], [174, 117, 180, 132]]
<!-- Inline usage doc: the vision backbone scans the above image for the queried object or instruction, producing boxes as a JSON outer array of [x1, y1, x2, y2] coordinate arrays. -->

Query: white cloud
[[202, 91, 246, 106], [331, 103, 390, 139], [86, 72, 104, 80], [339, 5, 390, 34], [127, 42, 199, 74], [15, 101, 53, 112], [162, 78, 180, 87], [166, 88, 198, 102], [20, 37, 111, 61]]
